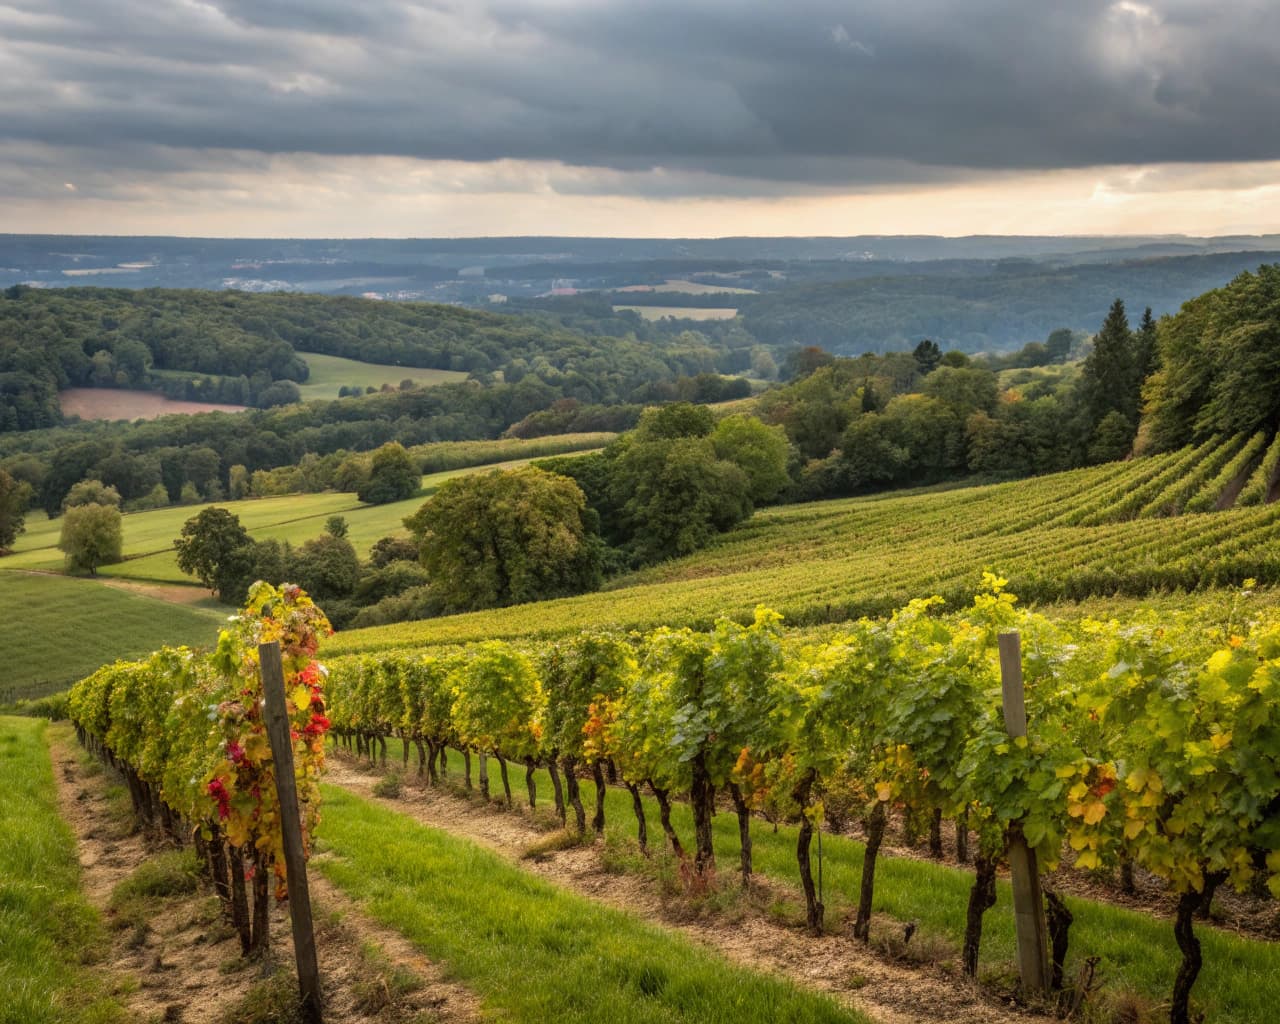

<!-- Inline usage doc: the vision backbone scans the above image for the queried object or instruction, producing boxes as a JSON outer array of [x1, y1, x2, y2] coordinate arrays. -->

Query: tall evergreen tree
[[913, 339, 943, 376], [1081, 299, 1138, 428], [1134, 307, 1159, 385]]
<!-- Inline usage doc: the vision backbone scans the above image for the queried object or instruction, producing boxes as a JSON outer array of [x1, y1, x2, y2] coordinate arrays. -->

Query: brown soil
[[326, 754, 1034, 1024], [47, 725, 482, 1024], [59, 388, 247, 422], [96, 576, 217, 607]]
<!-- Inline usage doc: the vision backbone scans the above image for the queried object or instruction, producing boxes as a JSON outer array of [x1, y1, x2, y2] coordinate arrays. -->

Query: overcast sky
[[3, 0, 1278, 236]]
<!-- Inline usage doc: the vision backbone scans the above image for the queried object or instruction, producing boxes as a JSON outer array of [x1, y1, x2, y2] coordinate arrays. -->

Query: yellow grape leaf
[[1068, 831, 1089, 851], [875, 782, 892, 802], [1083, 801, 1107, 826], [1075, 849, 1100, 871], [1268, 851, 1280, 873], [1126, 767, 1148, 792], [1124, 817, 1145, 840], [291, 685, 311, 711], [1210, 732, 1232, 751], [1055, 764, 1077, 779], [1068, 781, 1089, 801], [1206, 649, 1233, 675], [1014, 736, 1028, 750]]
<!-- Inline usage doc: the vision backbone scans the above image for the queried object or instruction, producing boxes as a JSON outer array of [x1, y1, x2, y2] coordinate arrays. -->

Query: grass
[[315, 783, 868, 1024], [0, 716, 123, 1024], [0, 573, 223, 698], [294, 351, 468, 401], [404, 746, 1280, 1024]]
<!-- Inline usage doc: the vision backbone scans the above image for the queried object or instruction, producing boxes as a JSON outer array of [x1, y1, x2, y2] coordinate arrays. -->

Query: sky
[[2, 0, 1279, 238]]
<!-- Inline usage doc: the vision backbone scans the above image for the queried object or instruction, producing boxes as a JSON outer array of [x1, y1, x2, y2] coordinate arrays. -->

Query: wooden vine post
[[260, 640, 324, 1024], [997, 631, 1051, 998]]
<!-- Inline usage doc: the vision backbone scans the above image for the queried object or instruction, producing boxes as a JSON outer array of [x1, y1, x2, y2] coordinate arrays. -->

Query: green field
[[0, 574, 223, 698], [4, 449, 604, 585], [327, 448, 1280, 655], [0, 717, 122, 1023], [295, 351, 469, 400]]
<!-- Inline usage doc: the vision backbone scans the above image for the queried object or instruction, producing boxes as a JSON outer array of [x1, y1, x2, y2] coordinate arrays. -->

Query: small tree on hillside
[[358, 443, 419, 504], [59, 503, 123, 576], [913, 339, 943, 376], [1080, 299, 1138, 430], [62, 479, 122, 511], [175, 507, 252, 599], [406, 466, 603, 612], [0, 469, 31, 551]]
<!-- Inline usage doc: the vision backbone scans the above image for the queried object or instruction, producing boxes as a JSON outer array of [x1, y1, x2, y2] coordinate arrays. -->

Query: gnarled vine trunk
[[591, 761, 606, 834], [963, 853, 998, 978], [547, 757, 566, 824], [853, 799, 887, 941], [1045, 888, 1073, 992], [1172, 872, 1225, 1024], [727, 781, 752, 886], [495, 753, 513, 806], [689, 753, 716, 878], [563, 756, 587, 832], [625, 781, 648, 853], [524, 757, 537, 808], [793, 769, 823, 934], [650, 782, 684, 857]]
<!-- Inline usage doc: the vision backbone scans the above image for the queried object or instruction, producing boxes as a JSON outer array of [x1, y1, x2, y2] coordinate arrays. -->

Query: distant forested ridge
[[738, 252, 1280, 354], [0, 286, 751, 431]]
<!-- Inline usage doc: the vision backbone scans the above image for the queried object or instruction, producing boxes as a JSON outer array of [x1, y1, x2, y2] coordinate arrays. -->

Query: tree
[[710, 414, 792, 503], [609, 437, 753, 564], [913, 339, 943, 376], [1045, 328, 1074, 363], [1133, 307, 1159, 384], [59, 503, 123, 575], [0, 469, 31, 551], [290, 533, 361, 603], [406, 467, 603, 612], [357, 443, 419, 504], [174, 508, 252, 599], [1080, 299, 1138, 429], [325, 515, 349, 539], [62, 479, 122, 511]]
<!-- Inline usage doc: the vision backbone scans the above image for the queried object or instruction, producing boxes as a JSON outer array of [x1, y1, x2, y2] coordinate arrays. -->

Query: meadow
[[294, 350, 469, 400]]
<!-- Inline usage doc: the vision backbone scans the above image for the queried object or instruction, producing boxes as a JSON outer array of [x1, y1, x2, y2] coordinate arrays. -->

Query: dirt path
[[325, 755, 1035, 1024], [47, 727, 482, 1024]]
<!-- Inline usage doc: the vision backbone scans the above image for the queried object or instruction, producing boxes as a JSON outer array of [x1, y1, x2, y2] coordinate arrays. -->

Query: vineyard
[[315, 576, 1280, 1024], [326, 433, 1280, 655]]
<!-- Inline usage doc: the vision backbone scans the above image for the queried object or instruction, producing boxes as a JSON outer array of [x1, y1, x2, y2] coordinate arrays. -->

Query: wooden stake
[[259, 640, 323, 1024], [997, 631, 1051, 998]]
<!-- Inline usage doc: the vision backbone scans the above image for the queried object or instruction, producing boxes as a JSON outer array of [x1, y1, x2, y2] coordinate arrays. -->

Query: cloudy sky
[[3, 0, 1279, 237]]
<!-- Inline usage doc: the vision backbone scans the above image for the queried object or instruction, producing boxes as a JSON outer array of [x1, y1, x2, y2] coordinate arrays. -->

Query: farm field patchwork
[[58, 387, 247, 420], [295, 350, 469, 400], [612, 305, 739, 320]]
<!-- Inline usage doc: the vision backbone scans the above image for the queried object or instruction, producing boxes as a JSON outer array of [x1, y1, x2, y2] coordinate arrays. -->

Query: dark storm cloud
[[2, 0, 1278, 195]]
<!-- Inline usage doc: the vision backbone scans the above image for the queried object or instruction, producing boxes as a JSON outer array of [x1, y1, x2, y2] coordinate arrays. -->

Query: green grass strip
[[316, 783, 867, 1024], [407, 749, 1279, 1024], [0, 716, 122, 1024]]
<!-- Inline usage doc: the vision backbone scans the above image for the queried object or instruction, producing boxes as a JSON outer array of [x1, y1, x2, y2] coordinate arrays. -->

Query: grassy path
[[0, 716, 121, 1024], [315, 783, 870, 1024]]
